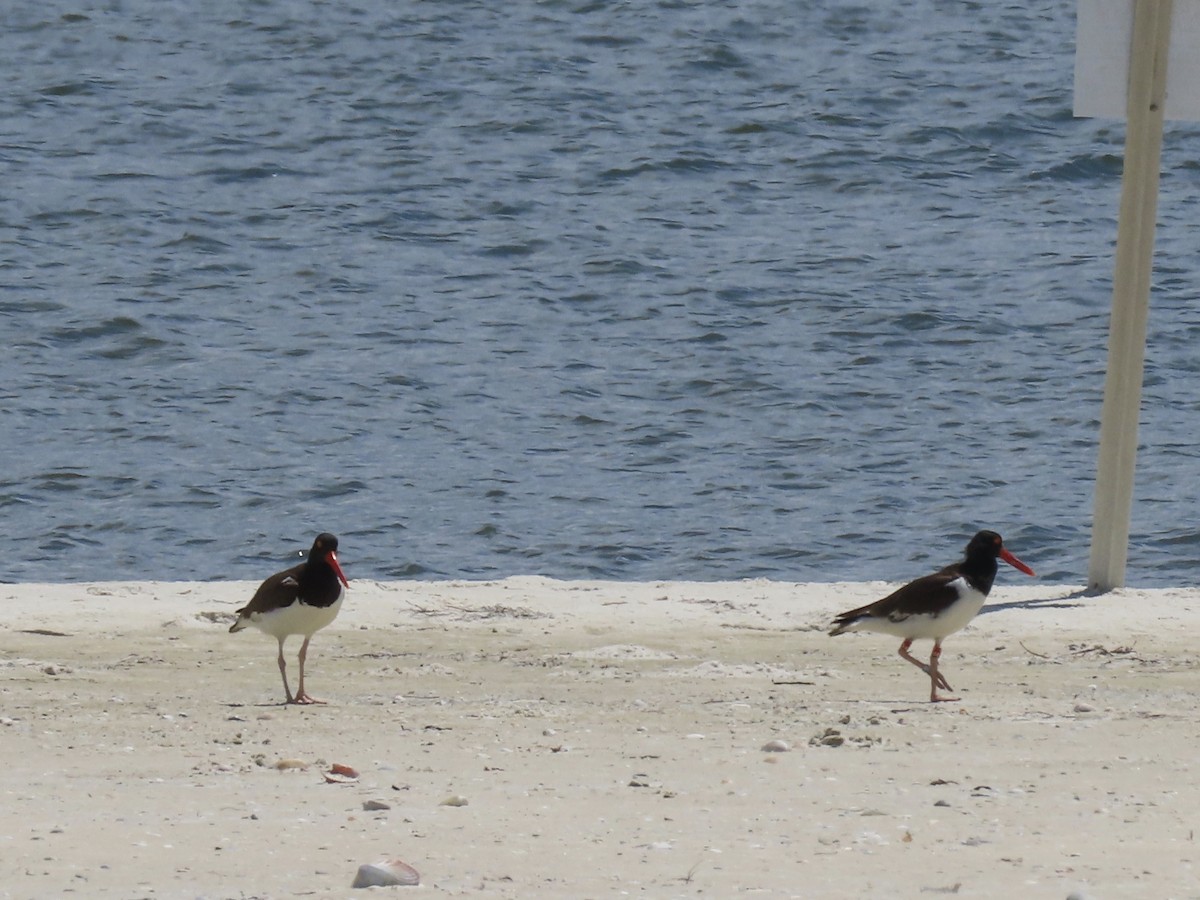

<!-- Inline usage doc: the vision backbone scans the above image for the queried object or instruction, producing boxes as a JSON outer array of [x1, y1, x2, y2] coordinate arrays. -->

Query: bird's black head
[[307, 532, 349, 588], [311, 533, 339, 554], [965, 530, 1004, 558], [964, 529, 1035, 576]]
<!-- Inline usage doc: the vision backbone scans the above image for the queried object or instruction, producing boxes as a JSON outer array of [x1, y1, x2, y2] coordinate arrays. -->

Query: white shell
[[352, 859, 420, 888]]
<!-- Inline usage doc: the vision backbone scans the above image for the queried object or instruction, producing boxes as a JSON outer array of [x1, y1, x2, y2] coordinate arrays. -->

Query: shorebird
[[829, 530, 1035, 702], [229, 533, 349, 704]]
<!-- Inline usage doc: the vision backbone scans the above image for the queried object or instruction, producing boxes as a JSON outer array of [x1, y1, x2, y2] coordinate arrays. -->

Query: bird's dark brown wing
[[234, 562, 304, 617], [833, 563, 965, 626]]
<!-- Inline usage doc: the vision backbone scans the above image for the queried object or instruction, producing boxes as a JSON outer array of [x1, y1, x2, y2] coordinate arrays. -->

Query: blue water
[[4, 0, 1200, 586]]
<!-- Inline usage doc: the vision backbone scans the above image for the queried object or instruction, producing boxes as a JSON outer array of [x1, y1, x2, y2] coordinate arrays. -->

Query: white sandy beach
[[2, 578, 1198, 899]]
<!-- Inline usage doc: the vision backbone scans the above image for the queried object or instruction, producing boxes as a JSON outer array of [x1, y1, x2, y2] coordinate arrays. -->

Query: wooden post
[[1088, 0, 1173, 591]]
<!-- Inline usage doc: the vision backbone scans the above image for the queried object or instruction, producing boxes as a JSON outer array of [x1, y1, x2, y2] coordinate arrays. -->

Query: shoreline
[[3, 579, 1197, 898], [2, 575, 1180, 627]]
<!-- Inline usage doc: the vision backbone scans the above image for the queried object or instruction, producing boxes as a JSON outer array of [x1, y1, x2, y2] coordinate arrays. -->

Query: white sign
[[1075, 0, 1200, 120]]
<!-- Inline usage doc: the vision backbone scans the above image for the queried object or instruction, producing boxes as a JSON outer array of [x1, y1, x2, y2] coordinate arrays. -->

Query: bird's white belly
[[247, 591, 343, 639], [922, 583, 987, 637]]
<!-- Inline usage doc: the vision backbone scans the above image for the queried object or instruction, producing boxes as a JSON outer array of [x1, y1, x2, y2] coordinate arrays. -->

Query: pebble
[[352, 859, 420, 888], [440, 794, 469, 807], [363, 800, 391, 811], [811, 728, 844, 748], [761, 739, 790, 753], [1073, 702, 1095, 713]]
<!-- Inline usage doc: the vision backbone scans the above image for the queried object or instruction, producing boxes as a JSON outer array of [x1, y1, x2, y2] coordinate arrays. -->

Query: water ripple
[[2, 0, 1199, 587]]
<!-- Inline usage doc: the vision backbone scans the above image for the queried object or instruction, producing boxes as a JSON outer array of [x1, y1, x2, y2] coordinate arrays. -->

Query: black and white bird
[[229, 533, 349, 705], [829, 530, 1035, 702]]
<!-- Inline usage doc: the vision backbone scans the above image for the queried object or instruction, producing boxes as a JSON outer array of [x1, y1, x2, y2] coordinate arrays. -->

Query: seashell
[[439, 794, 469, 807], [351, 858, 420, 888], [363, 799, 391, 811], [761, 739, 790, 753], [274, 759, 309, 770], [325, 763, 360, 783]]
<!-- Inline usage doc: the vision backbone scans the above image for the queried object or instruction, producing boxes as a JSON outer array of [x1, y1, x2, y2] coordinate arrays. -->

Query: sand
[[2, 577, 1198, 899]]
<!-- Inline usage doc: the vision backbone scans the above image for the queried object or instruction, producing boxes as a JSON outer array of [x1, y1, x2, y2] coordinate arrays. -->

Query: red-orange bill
[[327, 550, 350, 587], [1000, 548, 1035, 577]]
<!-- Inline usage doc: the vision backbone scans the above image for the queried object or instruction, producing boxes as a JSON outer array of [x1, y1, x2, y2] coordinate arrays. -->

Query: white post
[[1088, 0, 1173, 591]]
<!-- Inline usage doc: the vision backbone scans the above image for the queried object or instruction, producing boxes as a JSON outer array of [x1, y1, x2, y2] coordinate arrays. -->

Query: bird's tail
[[828, 613, 864, 637]]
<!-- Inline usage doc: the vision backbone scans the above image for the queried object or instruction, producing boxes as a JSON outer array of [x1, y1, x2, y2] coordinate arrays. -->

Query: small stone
[[1073, 703, 1095, 713], [810, 728, 844, 748], [352, 859, 420, 888], [440, 794, 469, 807], [761, 739, 790, 753], [363, 800, 391, 811]]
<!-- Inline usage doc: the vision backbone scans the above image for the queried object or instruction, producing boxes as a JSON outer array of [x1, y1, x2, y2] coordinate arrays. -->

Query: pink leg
[[927, 641, 959, 703], [292, 636, 326, 705], [897, 639, 954, 702], [276, 638, 295, 704]]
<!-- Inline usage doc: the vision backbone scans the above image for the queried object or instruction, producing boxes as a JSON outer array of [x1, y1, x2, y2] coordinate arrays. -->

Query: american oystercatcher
[[829, 530, 1035, 702], [229, 533, 349, 705]]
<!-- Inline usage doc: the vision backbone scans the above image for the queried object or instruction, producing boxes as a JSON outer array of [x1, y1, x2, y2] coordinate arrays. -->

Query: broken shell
[[439, 794, 469, 807], [351, 859, 420, 888], [325, 763, 360, 783], [363, 799, 391, 811], [274, 759, 309, 771]]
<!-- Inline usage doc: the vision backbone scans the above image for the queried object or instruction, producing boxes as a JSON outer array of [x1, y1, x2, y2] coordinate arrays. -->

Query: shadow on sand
[[979, 587, 1105, 617]]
